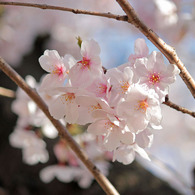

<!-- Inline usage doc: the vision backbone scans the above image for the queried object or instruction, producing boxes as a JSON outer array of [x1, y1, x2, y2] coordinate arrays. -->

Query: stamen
[[97, 83, 107, 95], [120, 81, 130, 93], [88, 103, 102, 113], [148, 72, 160, 85], [104, 121, 115, 130], [135, 99, 148, 113], [60, 93, 75, 104], [78, 57, 90, 69], [52, 65, 64, 76]]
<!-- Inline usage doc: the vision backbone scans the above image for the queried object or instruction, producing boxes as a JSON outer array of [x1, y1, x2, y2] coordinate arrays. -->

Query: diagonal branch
[[163, 95, 195, 118], [0, 57, 119, 195], [116, 0, 195, 99], [0, 1, 128, 22]]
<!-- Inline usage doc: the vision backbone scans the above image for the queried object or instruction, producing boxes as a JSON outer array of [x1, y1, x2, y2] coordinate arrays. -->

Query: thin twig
[[0, 87, 15, 98], [0, 1, 128, 22], [163, 95, 195, 118], [116, 0, 195, 98], [0, 57, 119, 195]]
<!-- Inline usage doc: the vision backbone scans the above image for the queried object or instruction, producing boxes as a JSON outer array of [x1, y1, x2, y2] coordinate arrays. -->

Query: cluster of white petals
[[38, 38, 180, 165]]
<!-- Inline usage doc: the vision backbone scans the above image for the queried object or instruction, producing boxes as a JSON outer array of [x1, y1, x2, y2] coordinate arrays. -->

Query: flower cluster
[[38, 38, 180, 165]]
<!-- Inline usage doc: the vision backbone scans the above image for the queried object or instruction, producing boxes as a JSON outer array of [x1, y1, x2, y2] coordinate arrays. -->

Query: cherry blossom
[[134, 51, 180, 102], [117, 84, 162, 133], [68, 39, 103, 88], [106, 66, 134, 106], [48, 87, 79, 123], [39, 50, 74, 91], [86, 74, 111, 101]]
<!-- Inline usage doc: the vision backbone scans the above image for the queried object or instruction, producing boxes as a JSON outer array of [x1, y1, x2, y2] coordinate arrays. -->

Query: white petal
[[87, 120, 108, 135], [39, 50, 62, 73], [120, 131, 135, 145], [81, 39, 101, 58], [113, 146, 135, 165], [134, 144, 150, 161], [134, 38, 149, 57], [136, 128, 154, 148], [40, 165, 57, 183], [49, 97, 66, 119]]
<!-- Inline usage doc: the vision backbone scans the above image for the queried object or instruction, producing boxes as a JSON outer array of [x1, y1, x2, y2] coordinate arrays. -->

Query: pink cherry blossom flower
[[86, 74, 111, 101], [117, 84, 162, 133], [48, 87, 79, 123], [39, 50, 73, 91], [68, 39, 103, 88], [134, 51, 180, 102], [75, 95, 112, 125], [106, 66, 133, 107]]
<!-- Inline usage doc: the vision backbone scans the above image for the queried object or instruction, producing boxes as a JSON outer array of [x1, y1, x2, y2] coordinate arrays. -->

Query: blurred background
[[0, 0, 195, 194]]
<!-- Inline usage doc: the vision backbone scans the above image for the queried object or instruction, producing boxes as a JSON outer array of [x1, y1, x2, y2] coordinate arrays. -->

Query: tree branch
[[115, 0, 195, 99], [0, 87, 15, 98], [163, 95, 195, 118], [0, 57, 119, 195], [0, 1, 128, 22]]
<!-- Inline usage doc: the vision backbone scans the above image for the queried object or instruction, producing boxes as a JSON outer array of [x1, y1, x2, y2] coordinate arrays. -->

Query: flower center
[[89, 103, 102, 113], [149, 72, 160, 85], [104, 121, 115, 130], [97, 83, 107, 95], [135, 99, 148, 113], [53, 65, 64, 76], [60, 93, 75, 104], [78, 57, 90, 69], [120, 81, 130, 93]]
